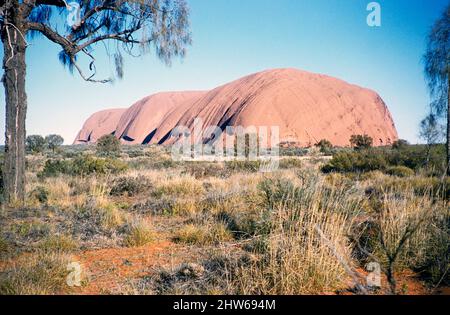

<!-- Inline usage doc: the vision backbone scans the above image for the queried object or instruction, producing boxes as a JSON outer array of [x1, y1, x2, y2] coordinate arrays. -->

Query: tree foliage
[[315, 139, 333, 154], [0, 0, 191, 202], [350, 134, 373, 150], [26, 135, 46, 153], [392, 139, 410, 150], [419, 114, 443, 145], [96, 134, 121, 156], [423, 4, 450, 117], [11, 0, 192, 82], [45, 134, 64, 152], [423, 4, 449, 175]]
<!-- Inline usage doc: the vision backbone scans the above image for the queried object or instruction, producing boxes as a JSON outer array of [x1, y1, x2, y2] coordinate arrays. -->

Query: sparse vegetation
[[96, 134, 121, 156], [0, 251, 71, 295], [0, 142, 447, 295], [45, 135, 64, 153], [26, 135, 46, 154], [350, 134, 373, 150], [123, 218, 154, 247], [315, 139, 333, 154]]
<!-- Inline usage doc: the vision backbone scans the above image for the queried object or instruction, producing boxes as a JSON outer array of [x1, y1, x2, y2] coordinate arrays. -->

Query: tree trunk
[[1, 3, 28, 204], [447, 69, 450, 176]]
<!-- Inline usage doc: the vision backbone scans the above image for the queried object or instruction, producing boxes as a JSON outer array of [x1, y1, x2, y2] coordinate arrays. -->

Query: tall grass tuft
[[236, 175, 363, 294]]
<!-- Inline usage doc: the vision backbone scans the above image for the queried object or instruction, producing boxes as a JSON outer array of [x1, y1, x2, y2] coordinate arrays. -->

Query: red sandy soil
[[1, 244, 448, 295], [336, 268, 449, 295], [69, 241, 175, 295]]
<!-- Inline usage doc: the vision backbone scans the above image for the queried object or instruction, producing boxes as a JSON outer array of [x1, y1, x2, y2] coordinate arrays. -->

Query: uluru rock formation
[[74, 108, 126, 144], [74, 68, 398, 147]]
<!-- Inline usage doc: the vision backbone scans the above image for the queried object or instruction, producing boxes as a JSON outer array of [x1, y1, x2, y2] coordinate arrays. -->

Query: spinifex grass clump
[[355, 187, 449, 292], [236, 174, 363, 294]]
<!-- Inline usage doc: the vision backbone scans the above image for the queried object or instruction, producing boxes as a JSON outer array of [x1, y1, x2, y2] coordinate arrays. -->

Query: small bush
[[392, 139, 409, 150], [123, 219, 154, 247], [127, 150, 145, 158], [173, 223, 233, 245], [225, 160, 262, 173], [183, 162, 225, 179], [258, 177, 297, 210], [39, 156, 128, 177], [350, 134, 373, 150], [279, 158, 303, 169], [29, 186, 49, 204], [0, 252, 70, 295], [71, 155, 128, 176], [322, 151, 387, 173], [96, 134, 121, 156], [153, 177, 204, 198], [355, 189, 449, 291], [110, 176, 152, 197], [386, 166, 415, 177], [315, 139, 333, 154], [11, 220, 52, 239], [0, 236, 9, 256], [173, 224, 206, 245], [38, 235, 78, 252], [237, 174, 361, 294], [79, 198, 124, 231]]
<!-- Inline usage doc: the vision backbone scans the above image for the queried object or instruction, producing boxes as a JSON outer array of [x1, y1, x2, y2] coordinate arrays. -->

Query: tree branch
[[26, 21, 76, 52]]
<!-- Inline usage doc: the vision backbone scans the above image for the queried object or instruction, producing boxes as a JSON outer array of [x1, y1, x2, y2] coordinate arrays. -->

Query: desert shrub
[[123, 218, 154, 247], [392, 139, 409, 150], [315, 139, 333, 154], [26, 135, 46, 154], [78, 198, 124, 231], [323, 144, 446, 176], [368, 176, 450, 200], [0, 236, 9, 256], [279, 145, 308, 157], [153, 177, 204, 198], [173, 223, 233, 245], [127, 150, 145, 158], [350, 134, 373, 150], [278, 158, 303, 169], [29, 186, 49, 204], [71, 155, 127, 175], [110, 176, 152, 197], [355, 188, 449, 291], [173, 224, 206, 245], [236, 175, 362, 294], [127, 156, 176, 170], [322, 151, 387, 174], [0, 251, 71, 294], [386, 166, 415, 178], [384, 144, 445, 173], [182, 162, 225, 179], [258, 178, 297, 210], [225, 160, 262, 173], [11, 220, 52, 239], [38, 235, 78, 252], [96, 134, 121, 156], [39, 156, 127, 177], [38, 159, 71, 178]]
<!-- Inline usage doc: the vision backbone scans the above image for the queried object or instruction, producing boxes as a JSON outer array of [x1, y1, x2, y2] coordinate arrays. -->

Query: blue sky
[[0, 0, 448, 144]]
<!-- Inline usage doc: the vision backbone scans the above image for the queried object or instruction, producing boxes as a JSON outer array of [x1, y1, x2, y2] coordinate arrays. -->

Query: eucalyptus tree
[[423, 4, 449, 175], [0, 0, 191, 202]]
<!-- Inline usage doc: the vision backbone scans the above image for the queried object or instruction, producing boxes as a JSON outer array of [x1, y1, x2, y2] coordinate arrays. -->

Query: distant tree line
[[26, 134, 64, 153]]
